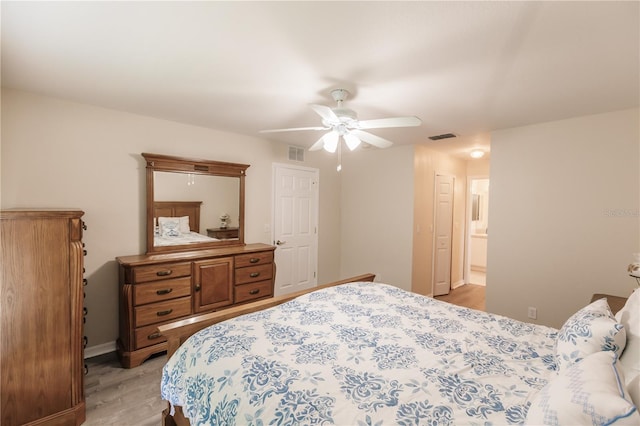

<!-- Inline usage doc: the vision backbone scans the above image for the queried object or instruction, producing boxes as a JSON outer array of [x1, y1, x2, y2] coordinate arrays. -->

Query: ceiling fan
[[260, 89, 422, 153]]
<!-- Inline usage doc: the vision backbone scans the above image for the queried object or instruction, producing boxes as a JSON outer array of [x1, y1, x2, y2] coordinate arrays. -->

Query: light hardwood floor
[[84, 283, 486, 424], [434, 283, 486, 311], [84, 352, 166, 425]]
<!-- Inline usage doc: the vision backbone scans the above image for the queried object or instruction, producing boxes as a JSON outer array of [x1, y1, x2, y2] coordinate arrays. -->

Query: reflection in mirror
[[154, 172, 240, 237], [143, 153, 248, 254]]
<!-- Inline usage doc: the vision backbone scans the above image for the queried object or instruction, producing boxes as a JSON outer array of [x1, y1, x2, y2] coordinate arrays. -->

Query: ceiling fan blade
[[309, 104, 339, 123], [357, 116, 422, 129], [260, 126, 328, 133], [350, 129, 394, 149], [309, 134, 327, 151]]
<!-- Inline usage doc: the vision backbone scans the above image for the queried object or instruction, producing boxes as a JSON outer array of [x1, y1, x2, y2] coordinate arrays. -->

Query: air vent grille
[[428, 133, 457, 141], [288, 146, 305, 162]]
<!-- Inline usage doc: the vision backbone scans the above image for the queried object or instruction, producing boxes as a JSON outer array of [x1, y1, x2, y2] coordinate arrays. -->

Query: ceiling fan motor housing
[[331, 107, 357, 122]]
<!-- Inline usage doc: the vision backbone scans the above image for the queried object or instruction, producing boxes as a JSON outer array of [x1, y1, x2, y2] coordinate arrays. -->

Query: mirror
[[143, 153, 249, 254]]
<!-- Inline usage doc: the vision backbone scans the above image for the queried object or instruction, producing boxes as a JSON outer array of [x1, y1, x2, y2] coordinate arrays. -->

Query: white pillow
[[627, 374, 640, 409], [526, 351, 639, 425], [158, 217, 181, 237], [616, 288, 640, 386], [177, 216, 191, 233], [555, 298, 626, 371]]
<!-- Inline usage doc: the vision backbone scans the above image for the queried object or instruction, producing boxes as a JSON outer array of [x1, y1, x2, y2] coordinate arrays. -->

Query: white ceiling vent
[[288, 146, 305, 162]]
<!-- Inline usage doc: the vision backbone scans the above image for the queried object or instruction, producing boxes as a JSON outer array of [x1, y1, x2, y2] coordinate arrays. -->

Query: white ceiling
[[2, 1, 638, 159]]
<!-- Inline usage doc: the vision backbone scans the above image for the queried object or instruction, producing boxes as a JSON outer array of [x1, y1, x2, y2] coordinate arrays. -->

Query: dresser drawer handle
[[83, 336, 88, 348], [156, 270, 172, 277], [249, 258, 260, 264], [249, 272, 260, 278], [148, 331, 162, 340], [157, 309, 173, 317], [249, 289, 260, 295], [156, 288, 173, 295]]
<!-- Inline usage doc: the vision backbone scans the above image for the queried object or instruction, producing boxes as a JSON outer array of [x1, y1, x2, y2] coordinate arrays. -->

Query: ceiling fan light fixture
[[322, 132, 339, 153], [470, 149, 485, 159], [343, 133, 361, 151], [261, 88, 420, 154]]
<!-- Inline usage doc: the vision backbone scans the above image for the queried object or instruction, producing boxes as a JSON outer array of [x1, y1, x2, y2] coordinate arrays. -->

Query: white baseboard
[[84, 341, 116, 359], [452, 280, 465, 289]]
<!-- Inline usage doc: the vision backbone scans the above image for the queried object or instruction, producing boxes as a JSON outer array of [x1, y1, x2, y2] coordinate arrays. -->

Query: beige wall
[[339, 144, 415, 290], [6, 87, 636, 352], [487, 108, 640, 328], [412, 145, 468, 295], [467, 158, 490, 177], [0, 88, 343, 352]]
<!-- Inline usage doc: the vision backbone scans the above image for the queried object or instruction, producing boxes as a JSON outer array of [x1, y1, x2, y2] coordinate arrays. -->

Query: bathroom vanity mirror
[[143, 153, 249, 254]]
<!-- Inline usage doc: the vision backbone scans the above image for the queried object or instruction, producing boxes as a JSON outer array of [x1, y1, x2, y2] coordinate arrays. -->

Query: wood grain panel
[[235, 251, 273, 268], [132, 262, 191, 284], [134, 297, 192, 327], [234, 280, 273, 303], [134, 277, 192, 306], [1, 210, 85, 425], [235, 263, 273, 285]]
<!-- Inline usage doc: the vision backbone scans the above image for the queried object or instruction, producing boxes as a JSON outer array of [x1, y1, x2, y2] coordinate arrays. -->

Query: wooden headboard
[[154, 201, 202, 232]]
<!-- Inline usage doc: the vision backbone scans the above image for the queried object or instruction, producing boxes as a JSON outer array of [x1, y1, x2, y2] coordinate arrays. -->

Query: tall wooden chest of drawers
[[1, 209, 86, 426], [117, 243, 275, 368]]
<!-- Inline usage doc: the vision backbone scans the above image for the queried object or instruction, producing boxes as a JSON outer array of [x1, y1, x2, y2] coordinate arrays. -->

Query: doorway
[[272, 163, 319, 296], [465, 177, 489, 286], [433, 174, 455, 296]]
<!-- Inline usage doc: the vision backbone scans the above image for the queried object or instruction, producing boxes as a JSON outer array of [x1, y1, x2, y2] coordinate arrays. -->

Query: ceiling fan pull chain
[[337, 140, 342, 172]]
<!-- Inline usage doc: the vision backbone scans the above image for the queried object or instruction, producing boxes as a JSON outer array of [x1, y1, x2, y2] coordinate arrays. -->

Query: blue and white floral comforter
[[161, 282, 558, 425]]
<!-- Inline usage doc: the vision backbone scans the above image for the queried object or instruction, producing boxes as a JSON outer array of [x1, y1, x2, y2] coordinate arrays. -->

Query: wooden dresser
[[116, 243, 275, 368], [1, 209, 86, 426]]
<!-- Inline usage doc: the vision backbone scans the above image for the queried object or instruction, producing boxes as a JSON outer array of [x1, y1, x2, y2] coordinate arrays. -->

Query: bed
[[159, 276, 639, 426], [153, 201, 219, 246]]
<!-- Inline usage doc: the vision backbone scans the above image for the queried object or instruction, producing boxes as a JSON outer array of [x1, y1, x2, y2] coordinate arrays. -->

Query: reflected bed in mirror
[[143, 153, 249, 254]]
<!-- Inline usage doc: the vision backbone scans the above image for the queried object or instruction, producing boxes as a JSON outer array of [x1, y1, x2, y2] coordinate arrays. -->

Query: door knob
[[276, 240, 287, 245]]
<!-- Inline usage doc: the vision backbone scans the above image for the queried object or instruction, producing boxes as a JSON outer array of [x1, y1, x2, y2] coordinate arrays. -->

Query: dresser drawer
[[132, 262, 191, 284], [134, 277, 191, 306], [134, 296, 192, 327], [235, 251, 273, 268], [234, 280, 273, 304], [134, 322, 168, 350], [235, 263, 273, 285]]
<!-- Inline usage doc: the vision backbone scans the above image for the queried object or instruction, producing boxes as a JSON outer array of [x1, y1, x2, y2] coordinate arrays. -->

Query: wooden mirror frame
[[143, 153, 249, 254]]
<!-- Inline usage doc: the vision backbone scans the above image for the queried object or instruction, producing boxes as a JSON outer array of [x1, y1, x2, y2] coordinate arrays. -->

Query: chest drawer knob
[[156, 288, 173, 295], [156, 270, 173, 277], [249, 289, 260, 295], [250, 272, 260, 278], [249, 257, 260, 263], [156, 308, 173, 317], [148, 331, 162, 340]]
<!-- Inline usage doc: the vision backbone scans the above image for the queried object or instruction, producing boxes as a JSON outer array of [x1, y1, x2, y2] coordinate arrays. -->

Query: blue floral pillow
[[556, 298, 626, 372], [159, 217, 181, 237], [526, 351, 639, 425]]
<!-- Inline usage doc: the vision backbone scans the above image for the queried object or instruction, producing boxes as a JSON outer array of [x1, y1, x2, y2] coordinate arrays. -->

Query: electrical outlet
[[527, 307, 537, 320]]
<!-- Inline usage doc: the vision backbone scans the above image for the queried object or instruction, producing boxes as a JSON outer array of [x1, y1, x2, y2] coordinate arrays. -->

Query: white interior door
[[433, 174, 454, 296], [273, 164, 318, 296]]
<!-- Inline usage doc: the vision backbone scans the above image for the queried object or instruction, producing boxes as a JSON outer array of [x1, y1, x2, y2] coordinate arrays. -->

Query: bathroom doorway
[[465, 178, 489, 286]]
